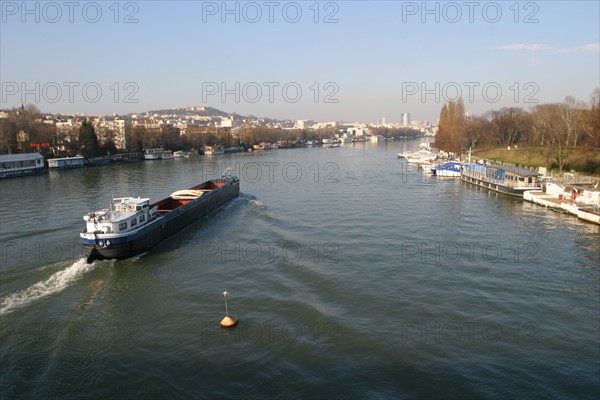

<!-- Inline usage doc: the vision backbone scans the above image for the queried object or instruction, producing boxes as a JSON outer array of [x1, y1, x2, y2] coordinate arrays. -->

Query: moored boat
[[80, 171, 240, 262], [431, 161, 462, 177], [461, 163, 542, 197], [0, 153, 45, 178], [203, 145, 224, 155], [144, 148, 163, 160], [48, 156, 85, 169]]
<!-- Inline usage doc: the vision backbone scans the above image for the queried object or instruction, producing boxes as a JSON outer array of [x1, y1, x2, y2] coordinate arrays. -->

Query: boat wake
[[249, 200, 267, 209], [0, 258, 96, 315]]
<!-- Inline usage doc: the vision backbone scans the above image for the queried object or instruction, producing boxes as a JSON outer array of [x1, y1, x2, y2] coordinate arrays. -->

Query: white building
[[220, 116, 233, 128], [401, 113, 411, 126], [95, 118, 129, 149]]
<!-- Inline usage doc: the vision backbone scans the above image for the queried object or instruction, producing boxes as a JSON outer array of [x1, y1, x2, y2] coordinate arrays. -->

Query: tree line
[[0, 106, 344, 157], [434, 89, 600, 173]]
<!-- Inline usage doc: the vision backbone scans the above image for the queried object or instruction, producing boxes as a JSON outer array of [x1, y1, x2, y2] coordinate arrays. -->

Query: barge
[[81, 171, 239, 262]]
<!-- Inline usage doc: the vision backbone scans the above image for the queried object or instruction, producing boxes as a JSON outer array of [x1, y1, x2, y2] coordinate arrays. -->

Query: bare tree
[[531, 104, 563, 171], [583, 88, 600, 148], [561, 96, 585, 147], [434, 99, 467, 154]]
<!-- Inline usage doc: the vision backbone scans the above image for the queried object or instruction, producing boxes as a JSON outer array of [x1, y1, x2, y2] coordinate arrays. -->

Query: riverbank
[[472, 147, 600, 175]]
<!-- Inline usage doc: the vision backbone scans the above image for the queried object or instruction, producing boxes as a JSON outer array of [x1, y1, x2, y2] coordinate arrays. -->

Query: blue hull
[[0, 166, 45, 179]]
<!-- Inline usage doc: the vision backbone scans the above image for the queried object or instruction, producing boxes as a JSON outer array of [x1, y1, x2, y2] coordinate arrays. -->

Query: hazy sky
[[1, 1, 599, 123]]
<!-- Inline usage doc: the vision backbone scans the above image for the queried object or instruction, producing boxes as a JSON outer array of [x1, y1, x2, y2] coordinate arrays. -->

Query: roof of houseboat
[[464, 163, 541, 177], [498, 166, 542, 177], [0, 153, 44, 162]]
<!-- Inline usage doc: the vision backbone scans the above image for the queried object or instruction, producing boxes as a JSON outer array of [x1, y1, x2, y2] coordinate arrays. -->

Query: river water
[[1, 140, 598, 399]]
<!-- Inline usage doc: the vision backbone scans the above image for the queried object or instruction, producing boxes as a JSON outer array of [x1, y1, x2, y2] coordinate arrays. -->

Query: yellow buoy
[[220, 291, 239, 328], [220, 315, 239, 327]]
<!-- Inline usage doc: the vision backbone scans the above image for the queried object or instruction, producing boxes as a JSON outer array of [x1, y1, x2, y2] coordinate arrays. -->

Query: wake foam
[[0, 258, 95, 315], [249, 200, 267, 209]]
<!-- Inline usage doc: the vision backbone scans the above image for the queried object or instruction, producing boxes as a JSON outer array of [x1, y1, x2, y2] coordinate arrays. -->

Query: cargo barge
[[81, 171, 239, 262]]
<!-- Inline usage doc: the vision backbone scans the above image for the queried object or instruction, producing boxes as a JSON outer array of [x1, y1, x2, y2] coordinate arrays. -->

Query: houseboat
[[0, 153, 45, 178], [461, 163, 542, 197], [80, 170, 240, 262], [47, 156, 85, 169], [144, 148, 164, 160]]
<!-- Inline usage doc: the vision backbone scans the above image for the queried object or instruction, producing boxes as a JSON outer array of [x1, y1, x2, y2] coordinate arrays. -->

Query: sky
[[1, 0, 599, 123]]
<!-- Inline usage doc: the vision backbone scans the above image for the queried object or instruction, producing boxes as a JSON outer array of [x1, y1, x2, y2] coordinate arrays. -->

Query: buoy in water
[[220, 315, 239, 327], [220, 291, 239, 328]]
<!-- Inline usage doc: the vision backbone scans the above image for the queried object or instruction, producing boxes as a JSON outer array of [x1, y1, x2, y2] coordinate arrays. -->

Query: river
[[1, 140, 598, 399]]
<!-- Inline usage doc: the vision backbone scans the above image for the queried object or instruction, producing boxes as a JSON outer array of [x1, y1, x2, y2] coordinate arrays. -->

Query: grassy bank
[[471, 147, 600, 175]]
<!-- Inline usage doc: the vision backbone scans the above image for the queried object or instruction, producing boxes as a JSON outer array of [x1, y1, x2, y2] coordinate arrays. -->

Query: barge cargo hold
[[80, 173, 239, 262]]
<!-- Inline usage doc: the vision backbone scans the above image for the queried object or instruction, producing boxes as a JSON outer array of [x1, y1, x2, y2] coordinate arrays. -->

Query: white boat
[[0, 153, 45, 178], [431, 161, 462, 177], [144, 148, 163, 160], [162, 151, 174, 159], [173, 151, 184, 158], [403, 149, 435, 164]]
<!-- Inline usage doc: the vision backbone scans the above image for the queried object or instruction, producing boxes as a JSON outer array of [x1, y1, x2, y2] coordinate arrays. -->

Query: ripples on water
[[1, 142, 598, 399]]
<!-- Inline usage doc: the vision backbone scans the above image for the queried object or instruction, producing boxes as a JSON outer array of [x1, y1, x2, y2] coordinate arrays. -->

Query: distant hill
[[139, 106, 230, 117], [131, 106, 293, 125]]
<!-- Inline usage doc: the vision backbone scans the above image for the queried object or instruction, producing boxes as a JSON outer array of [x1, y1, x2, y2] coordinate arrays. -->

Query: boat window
[[140, 215, 145, 223], [131, 219, 137, 227], [119, 222, 127, 230]]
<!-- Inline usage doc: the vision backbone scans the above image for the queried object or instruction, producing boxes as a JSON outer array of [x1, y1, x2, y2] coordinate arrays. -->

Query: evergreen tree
[[79, 121, 99, 157]]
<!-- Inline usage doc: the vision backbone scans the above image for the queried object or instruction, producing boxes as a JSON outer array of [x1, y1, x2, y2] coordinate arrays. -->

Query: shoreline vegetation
[[472, 147, 600, 177], [0, 105, 425, 161], [434, 89, 600, 175]]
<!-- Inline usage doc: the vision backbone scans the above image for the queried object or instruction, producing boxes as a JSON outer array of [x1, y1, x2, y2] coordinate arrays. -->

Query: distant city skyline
[[1, 1, 598, 122]]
